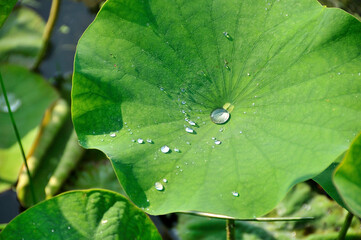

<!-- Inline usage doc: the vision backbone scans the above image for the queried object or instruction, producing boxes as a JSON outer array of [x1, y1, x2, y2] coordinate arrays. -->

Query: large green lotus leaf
[[0, 7, 45, 68], [0, 65, 58, 192], [334, 133, 361, 217], [0, 0, 17, 28], [72, 0, 361, 218], [0, 189, 162, 240]]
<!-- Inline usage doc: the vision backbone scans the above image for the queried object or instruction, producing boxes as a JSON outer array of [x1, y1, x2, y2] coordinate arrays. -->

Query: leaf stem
[[226, 219, 235, 240], [32, 0, 61, 70], [337, 211, 354, 240], [0, 73, 37, 205]]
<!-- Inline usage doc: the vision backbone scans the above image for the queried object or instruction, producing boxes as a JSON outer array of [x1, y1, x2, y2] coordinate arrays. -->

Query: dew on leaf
[[147, 139, 153, 143], [181, 100, 186, 105], [101, 219, 108, 224], [155, 182, 164, 191], [174, 148, 180, 152], [137, 138, 144, 144], [163, 179, 168, 183], [0, 93, 22, 113], [185, 127, 194, 133], [215, 140, 222, 145], [223, 31, 231, 39], [188, 120, 196, 126], [232, 192, 239, 197], [110, 133, 116, 137], [210, 108, 230, 124], [161, 145, 170, 153]]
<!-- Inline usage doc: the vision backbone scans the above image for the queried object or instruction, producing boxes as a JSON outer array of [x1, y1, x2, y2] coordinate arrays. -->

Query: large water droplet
[[161, 145, 170, 153], [0, 93, 22, 113], [155, 182, 164, 191], [137, 138, 144, 144], [210, 108, 230, 124]]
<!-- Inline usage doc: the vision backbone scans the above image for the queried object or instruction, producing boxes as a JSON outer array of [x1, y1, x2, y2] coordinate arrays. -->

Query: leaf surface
[[0, 7, 45, 68], [72, 0, 361, 217], [334, 133, 361, 217], [0, 189, 161, 240], [0, 0, 17, 28]]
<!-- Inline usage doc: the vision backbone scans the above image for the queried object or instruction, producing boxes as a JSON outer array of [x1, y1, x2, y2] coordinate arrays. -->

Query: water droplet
[[110, 133, 116, 137], [252, 103, 255, 106], [160, 87, 164, 91], [0, 93, 22, 112], [212, 137, 216, 140], [147, 139, 153, 144], [67, 226, 71, 230], [239, 131, 243, 134], [247, 73, 250, 76], [223, 31, 231, 39], [232, 192, 239, 197], [186, 141, 190, 145], [51, 229, 54, 233], [137, 138, 144, 144], [214, 140, 222, 145], [161, 145, 170, 153], [181, 100, 186, 105], [101, 219, 108, 224], [188, 120, 196, 126], [210, 108, 230, 124], [185, 127, 194, 133], [224, 60, 230, 70], [174, 148, 180, 152], [155, 182, 164, 191], [163, 179, 168, 183], [131, 139, 136, 142]]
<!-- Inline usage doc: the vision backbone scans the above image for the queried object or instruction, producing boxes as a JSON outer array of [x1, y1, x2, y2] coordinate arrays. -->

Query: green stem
[[0, 73, 37, 205], [32, 0, 61, 70], [337, 211, 354, 240], [226, 219, 235, 240]]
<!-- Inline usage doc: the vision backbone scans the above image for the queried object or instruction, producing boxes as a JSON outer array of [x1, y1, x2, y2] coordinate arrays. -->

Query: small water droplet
[[239, 131, 243, 134], [185, 127, 194, 133], [51, 229, 54, 233], [223, 31, 231, 39], [252, 103, 255, 106], [67, 226, 71, 230], [186, 141, 191, 145], [163, 179, 168, 183], [232, 192, 239, 197], [210, 108, 230, 124], [212, 137, 216, 140], [181, 100, 186, 105], [188, 120, 196, 126], [147, 139, 153, 143], [101, 219, 108, 224], [155, 182, 164, 191], [0, 93, 22, 112], [214, 140, 221, 145], [137, 138, 144, 144], [110, 133, 116, 137], [247, 73, 250, 76], [131, 139, 136, 142], [161, 145, 170, 153], [174, 148, 180, 152], [160, 87, 164, 91]]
